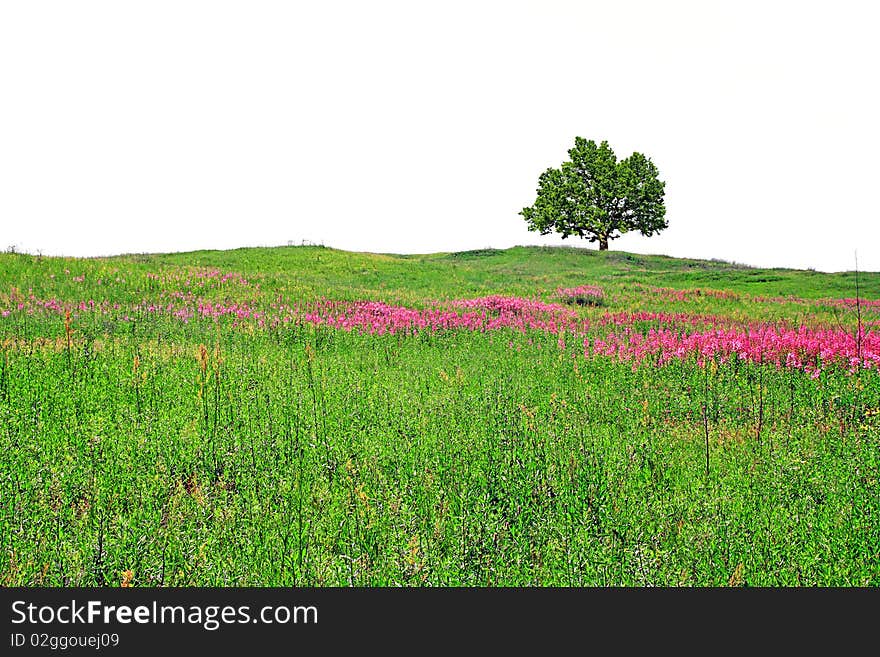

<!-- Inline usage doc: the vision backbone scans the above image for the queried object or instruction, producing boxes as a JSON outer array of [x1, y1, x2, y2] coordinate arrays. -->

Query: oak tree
[[520, 138, 667, 250]]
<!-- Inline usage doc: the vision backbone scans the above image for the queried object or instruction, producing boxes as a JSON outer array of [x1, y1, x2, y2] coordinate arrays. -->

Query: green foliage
[[520, 138, 667, 250]]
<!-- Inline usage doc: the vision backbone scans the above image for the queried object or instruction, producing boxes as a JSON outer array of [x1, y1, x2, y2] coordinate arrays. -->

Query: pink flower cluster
[[754, 294, 880, 313], [3, 284, 878, 375], [820, 298, 880, 311], [130, 300, 266, 326], [632, 283, 741, 302], [597, 311, 730, 329], [586, 325, 880, 375], [298, 297, 582, 336], [2, 294, 122, 317], [555, 285, 605, 305], [195, 301, 259, 320], [449, 295, 577, 317], [634, 285, 880, 312]]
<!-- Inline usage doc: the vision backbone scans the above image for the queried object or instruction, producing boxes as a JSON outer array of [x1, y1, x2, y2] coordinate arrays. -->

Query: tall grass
[[0, 246, 878, 586]]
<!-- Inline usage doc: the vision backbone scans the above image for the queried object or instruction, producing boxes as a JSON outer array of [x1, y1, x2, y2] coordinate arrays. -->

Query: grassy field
[[1, 245, 878, 586]]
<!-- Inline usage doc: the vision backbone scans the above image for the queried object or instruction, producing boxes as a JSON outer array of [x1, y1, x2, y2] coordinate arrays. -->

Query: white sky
[[1, 1, 878, 272]]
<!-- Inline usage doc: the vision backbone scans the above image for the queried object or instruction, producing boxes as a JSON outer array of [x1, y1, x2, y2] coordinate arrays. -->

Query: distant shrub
[[555, 285, 605, 306]]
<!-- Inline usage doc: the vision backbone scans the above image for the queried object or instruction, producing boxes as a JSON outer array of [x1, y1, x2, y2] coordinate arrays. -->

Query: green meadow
[[1, 245, 878, 586]]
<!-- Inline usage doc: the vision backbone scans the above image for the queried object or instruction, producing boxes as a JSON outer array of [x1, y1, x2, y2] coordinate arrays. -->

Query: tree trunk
[[599, 237, 609, 251]]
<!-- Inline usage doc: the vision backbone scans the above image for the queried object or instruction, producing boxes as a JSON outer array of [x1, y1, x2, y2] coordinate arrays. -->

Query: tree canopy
[[520, 138, 667, 250]]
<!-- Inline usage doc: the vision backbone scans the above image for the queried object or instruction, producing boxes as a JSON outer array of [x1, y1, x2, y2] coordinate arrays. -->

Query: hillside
[[1, 244, 878, 586], [5, 244, 880, 307]]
